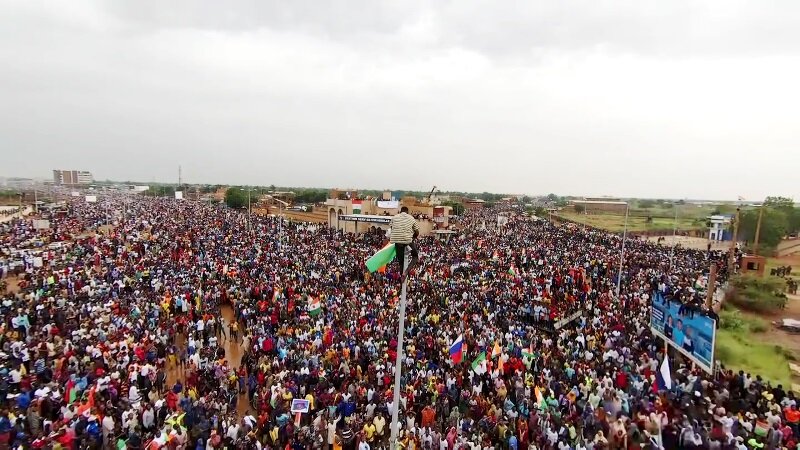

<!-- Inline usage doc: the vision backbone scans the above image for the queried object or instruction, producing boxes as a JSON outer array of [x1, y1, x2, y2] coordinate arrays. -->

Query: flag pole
[[389, 257, 409, 450]]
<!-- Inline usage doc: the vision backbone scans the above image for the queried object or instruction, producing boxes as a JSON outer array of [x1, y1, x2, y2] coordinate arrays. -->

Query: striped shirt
[[390, 212, 419, 244]]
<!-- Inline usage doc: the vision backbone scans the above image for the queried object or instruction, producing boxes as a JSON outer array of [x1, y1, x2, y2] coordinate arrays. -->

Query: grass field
[[715, 300, 799, 388], [555, 204, 723, 233], [716, 328, 794, 387], [558, 211, 705, 232]]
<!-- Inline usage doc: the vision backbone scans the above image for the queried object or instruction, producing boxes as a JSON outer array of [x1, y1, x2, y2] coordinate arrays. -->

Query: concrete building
[[707, 215, 733, 241], [326, 196, 452, 236], [53, 170, 93, 186]]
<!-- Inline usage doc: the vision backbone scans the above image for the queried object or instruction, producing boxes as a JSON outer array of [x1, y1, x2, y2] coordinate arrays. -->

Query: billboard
[[650, 291, 716, 373]]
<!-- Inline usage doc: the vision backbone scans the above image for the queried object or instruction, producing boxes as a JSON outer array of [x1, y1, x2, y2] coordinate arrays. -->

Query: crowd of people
[[0, 194, 798, 450]]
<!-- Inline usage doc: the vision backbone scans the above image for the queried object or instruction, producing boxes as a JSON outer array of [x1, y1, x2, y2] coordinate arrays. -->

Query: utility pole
[[389, 253, 410, 450], [728, 207, 740, 273], [753, 203, 764, 256], [669, 205, 678, 270], [615, 202, 630, 298], [706, 263, 717, 309]]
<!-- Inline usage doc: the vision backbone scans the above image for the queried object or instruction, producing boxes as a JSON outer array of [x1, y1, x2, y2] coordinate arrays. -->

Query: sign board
[[85, 195, 97, 203], [71, 191, 80, 197], [290, 399, 310, 414], [339, 215, 391, 224], [650, 291, 716, 373], [32, 220, 51, 230], [175, 191, 184, 200]]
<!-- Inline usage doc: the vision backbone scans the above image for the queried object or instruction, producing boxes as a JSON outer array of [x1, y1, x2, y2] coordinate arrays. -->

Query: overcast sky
[[1, 1, 798, 200]]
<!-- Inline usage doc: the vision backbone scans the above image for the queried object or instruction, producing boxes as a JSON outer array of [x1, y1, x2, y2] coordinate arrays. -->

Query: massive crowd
[[0, 195, 798, 450]]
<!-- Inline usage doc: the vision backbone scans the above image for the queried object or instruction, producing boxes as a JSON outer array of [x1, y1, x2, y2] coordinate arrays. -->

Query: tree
[[764, 196, 794, 209], [738, 208, 788, 250], [534, 206, 547, 217], [638, 199, 656, 209], [442, 201, 464, 216], [574, 204, 586, 214], [225, 188, 248, 209]]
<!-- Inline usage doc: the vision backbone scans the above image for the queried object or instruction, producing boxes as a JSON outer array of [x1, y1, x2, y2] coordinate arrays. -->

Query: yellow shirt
[[363, 423, 376, 439]]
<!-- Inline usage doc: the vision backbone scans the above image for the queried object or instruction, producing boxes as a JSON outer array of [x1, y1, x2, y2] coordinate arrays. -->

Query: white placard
[[175, 191, 183, 200], [85, 195, 97, 203]]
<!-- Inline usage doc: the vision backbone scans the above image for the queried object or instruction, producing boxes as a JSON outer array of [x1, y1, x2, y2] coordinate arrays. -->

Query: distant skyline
[[1, 1, 799, 201]]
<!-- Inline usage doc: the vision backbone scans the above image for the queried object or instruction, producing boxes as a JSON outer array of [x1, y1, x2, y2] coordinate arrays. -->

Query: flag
[[352, 200, 362, 214], [366, 243, 396, 273], [448, 335, 464, 363], [491, 341, 502, 359], [471, 352, 487, 375], [534, 386, 546, 409], [308, 297, 322, 317], [508, 266, 516, 276], [654, 355, 672, 392], [522, 344, 535, 360]]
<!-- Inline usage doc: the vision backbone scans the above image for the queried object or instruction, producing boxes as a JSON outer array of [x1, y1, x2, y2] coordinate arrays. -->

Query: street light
[[615, 202, 630, 298]]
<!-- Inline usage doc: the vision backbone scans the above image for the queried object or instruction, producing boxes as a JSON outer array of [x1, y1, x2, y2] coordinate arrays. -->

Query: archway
[[328, 208, 337, 228]]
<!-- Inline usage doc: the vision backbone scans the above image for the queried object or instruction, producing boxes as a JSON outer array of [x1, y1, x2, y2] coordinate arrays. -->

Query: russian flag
[[449, 335, 464, 363], [653, 355, 672, 393]]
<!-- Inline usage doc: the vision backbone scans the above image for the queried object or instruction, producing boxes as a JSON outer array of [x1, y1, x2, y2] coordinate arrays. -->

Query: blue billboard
[[650, 291, 716, 373]]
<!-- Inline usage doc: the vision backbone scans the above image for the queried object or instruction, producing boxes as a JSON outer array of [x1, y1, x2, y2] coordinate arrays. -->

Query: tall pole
[[248, 189, 252, 233], [728, 207, 740, 274], [706, 263, 717, 309], [615, 202, 629, 298], [753, 203, 764, 256], [669, 205, 678, 270], [33, 188, 38, 214], [389, 254, 410, 450]]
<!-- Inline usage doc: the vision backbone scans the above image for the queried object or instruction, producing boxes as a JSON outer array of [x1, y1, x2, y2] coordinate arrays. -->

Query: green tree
[[534, 206, 547, 217], [738, 208, 788, 249], [225, 188, 248, 209], [443, 200, 464, 215], [638, 199, 656, 209], [764, 196, 794, 209]]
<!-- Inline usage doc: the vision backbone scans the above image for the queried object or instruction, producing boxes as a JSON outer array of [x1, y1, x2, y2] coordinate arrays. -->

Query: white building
[[707, 215, 732, 241]]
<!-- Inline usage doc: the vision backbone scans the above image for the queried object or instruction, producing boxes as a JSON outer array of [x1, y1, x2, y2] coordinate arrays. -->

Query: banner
[[85, 195, 97, 203], [175, 191, 184, 200], [377, 200, 399, 209], [650, 291, 716, 373]]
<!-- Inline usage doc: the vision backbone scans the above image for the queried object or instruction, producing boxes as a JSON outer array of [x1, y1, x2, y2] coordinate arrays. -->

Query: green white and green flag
[[471, 352, 487, 375], [308, 297, 322, 317], [366, 243, 396, 273]]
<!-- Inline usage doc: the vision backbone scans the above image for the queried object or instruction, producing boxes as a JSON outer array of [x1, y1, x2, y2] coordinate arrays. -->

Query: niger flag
[[366, 243, 396, 273]]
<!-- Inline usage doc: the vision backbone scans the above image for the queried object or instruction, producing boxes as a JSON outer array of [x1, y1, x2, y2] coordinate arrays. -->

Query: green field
[[714, 304, 797, 388], [716, 328, 794, 387], [555, 203, 732, 232]]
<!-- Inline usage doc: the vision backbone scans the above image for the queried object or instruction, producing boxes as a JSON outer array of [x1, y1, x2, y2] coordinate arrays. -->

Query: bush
[[726, 275, 788, 313], [720, 309, 745, 331], [749, 320, 768, 333]]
